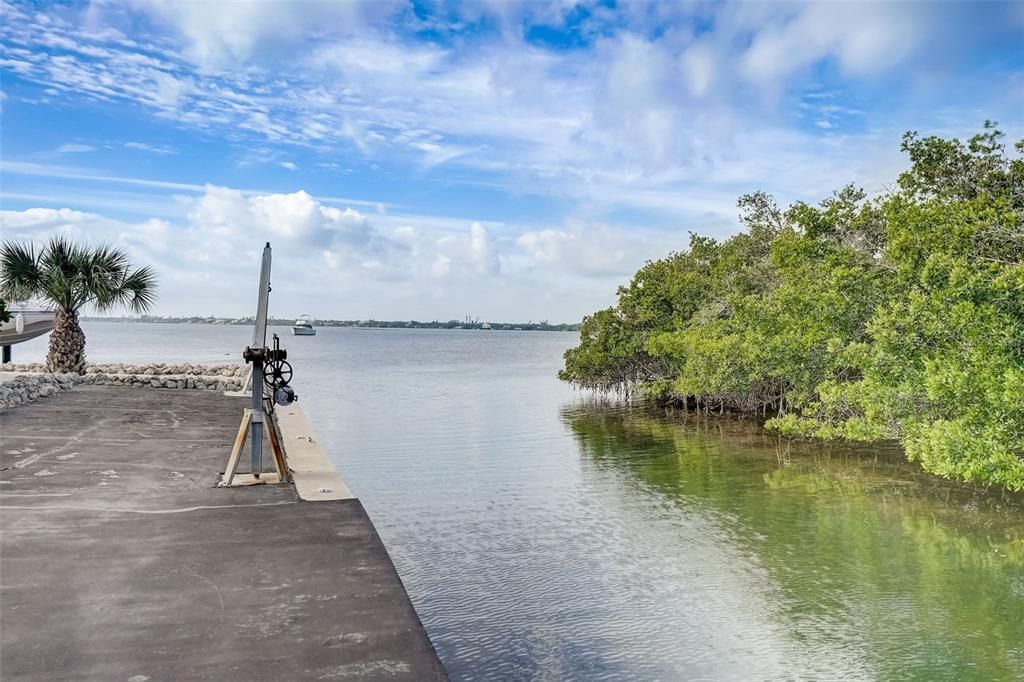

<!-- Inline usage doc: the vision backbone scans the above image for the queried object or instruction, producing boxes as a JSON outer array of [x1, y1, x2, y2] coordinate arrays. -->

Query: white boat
[[1, 302, 57, 363], [291, 314, 316, 336], [1, 302, 56, 346]]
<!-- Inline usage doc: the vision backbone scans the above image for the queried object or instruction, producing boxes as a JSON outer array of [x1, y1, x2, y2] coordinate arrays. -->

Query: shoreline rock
[[0, 373, 79, 411], [0, 361, 247, 378], [0, 362, 247, 410]]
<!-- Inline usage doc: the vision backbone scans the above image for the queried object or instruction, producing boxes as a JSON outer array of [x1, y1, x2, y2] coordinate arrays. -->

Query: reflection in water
[[17, 324, 1024, 679], [562, 403, 1024, 681]]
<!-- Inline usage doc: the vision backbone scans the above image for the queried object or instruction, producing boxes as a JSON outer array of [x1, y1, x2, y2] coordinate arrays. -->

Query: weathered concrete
[[276, 403, 354, 501], [0, 386, 447, 681]]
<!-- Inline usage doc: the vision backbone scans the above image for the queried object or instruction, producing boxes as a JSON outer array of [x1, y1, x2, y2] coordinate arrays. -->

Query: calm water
[[16, 323, 1024, 680]]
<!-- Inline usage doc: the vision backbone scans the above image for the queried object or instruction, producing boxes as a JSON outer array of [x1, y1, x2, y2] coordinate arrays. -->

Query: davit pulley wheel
[[264, 358, 293, 391]]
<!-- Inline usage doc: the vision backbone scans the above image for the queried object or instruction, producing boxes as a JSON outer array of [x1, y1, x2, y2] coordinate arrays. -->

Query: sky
[[1, 1, 1022, 322]]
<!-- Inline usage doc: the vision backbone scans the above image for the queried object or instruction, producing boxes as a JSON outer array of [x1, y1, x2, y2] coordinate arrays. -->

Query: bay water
[[14, 322, 1024, 680]]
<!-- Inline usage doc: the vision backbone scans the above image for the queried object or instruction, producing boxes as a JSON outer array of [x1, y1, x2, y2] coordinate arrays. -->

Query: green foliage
[[0, 237, 158, 315], [562, 124, 1024, 489], [0, 237, 158, 373], [559, 242, 717, 393]]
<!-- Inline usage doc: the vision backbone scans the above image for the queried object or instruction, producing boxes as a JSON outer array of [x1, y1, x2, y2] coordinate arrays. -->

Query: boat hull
[[0, 309, 56, 346], [291, 327, 316, 336]]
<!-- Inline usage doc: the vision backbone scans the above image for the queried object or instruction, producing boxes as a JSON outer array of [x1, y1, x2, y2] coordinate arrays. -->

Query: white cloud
[[56, 143, 96, 153], [410, 141, 472, 169], [186, 187, 382, 258], [130, 0, 401, 69], [2, 1, 1020, 322], [0, 161, 389, 210], [469, 222, 499, 276], [0, 187, 690, 320], [0, 207, 99, 234], [517, 222, 685, 279], [739, 3, 928, 83], [0, 209, 176, 292], [429, 221, 501, 278], [517, 229, 568, 266], [0, 189, 409, 311], [311, 38, 446, 78], [679, 42, 716, 98], [124, 141, 176, 155], [431, 252, 452, 278], [4, 0, 1012, 222]]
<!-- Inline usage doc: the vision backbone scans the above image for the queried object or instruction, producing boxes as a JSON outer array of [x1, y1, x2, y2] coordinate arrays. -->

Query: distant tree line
[[81, 315, 581, 332], [560, 123, 1024, 490]]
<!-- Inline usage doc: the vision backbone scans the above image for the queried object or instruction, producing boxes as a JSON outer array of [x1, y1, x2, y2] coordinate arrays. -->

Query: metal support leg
[[2, 345, 10, 364], [251, 359, 263, 478]]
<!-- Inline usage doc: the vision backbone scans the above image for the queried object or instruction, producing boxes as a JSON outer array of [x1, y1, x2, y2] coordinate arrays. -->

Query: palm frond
[[3, 238, 158, 315], [0, 240, 43, 301], [84, 244, 131, 311], [42, 266, 80, 312], [40, 236, 85, 279], [114, 265, 158, 314]]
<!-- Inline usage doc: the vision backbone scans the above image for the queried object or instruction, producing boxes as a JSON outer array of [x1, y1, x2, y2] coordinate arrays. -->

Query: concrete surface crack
[[185, 564, 225, 620], [8, 419, 109, 470]]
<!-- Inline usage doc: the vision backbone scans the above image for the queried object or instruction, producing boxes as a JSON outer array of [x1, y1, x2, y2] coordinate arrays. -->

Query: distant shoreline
[[81, 317, 582, 332]]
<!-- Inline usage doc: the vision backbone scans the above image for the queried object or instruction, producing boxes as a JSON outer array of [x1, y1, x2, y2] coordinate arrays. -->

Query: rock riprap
[[0, 373, 78, 411], [0, 363, 247, 411], [1, 362, 247, 378]]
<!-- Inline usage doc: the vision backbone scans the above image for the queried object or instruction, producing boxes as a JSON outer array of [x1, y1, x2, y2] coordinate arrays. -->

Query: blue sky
[[1, 1, 1022, 321]]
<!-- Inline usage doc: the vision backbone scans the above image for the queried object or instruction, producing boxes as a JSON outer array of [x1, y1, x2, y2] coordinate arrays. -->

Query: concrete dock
[[0, 386, 447, 680]]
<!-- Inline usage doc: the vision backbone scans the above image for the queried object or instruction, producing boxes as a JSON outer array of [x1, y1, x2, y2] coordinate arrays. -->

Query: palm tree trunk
[[46, 309, 87, 374]]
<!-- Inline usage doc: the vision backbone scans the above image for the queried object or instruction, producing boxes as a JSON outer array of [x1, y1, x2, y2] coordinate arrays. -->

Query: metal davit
[[220, 242, 298, 487]]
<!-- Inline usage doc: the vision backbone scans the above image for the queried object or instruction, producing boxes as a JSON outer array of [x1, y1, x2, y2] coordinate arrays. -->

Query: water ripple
[[21, 324, 1024, 681]]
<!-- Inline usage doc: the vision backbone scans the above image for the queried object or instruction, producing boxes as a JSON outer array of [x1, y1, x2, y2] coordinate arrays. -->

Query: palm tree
[[0, 238, 157, 373]]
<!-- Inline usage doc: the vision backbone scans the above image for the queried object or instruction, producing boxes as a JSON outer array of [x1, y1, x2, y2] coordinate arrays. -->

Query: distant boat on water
[[292, 314, 316, 336], [481, 322, 492, 330]]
